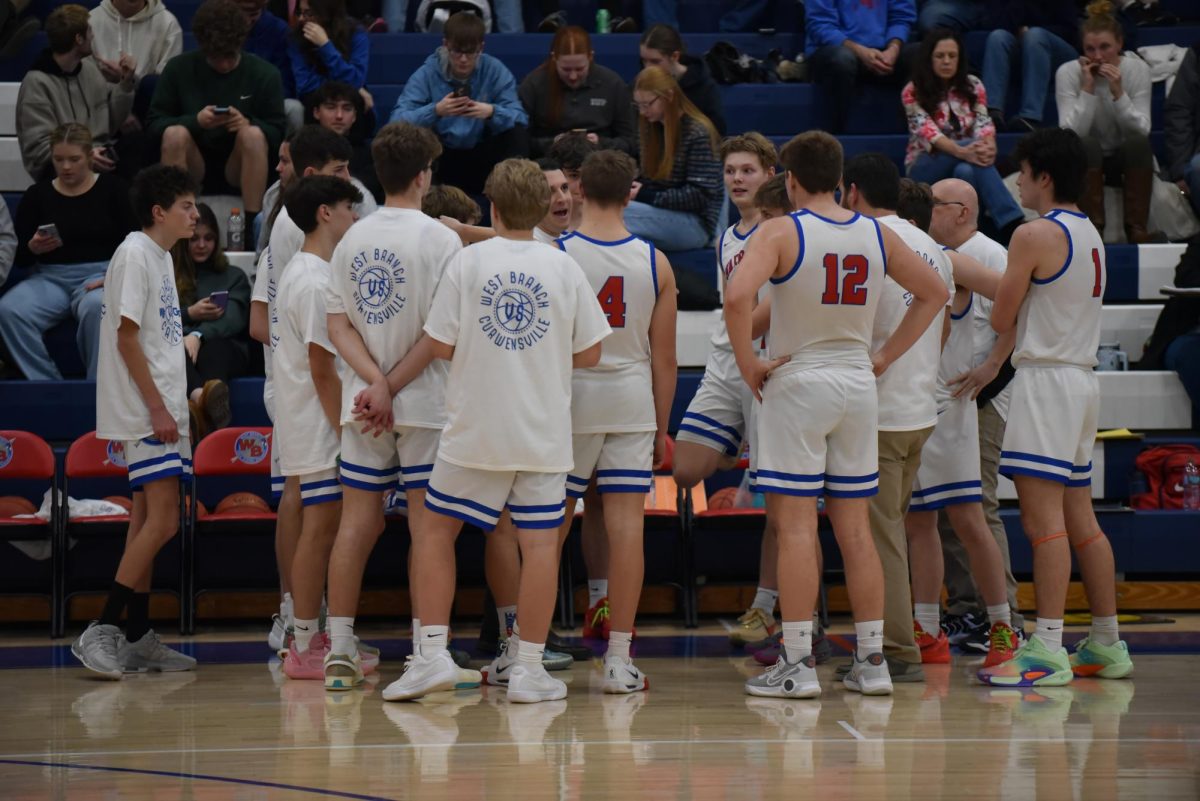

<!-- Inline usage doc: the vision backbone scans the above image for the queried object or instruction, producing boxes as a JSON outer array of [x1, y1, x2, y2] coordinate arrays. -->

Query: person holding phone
[[0, 123, 137, 380], [170, 202, 251, 437]]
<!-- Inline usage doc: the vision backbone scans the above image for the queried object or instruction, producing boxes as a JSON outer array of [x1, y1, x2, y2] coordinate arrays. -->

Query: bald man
[[927, 178, 1025, 650]]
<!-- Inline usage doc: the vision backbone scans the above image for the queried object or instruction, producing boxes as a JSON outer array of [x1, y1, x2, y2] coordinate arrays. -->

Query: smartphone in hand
[[451, 84, 471, 99], [37, 223, 61, 241], [213, 106, 231, 115], [209, 290, 230, 310]]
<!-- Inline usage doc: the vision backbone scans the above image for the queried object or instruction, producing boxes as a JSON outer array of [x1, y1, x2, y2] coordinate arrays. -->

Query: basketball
[[103, 495, 133, 512], [707, 487, 738, 509], [215, 492, 270, 514], [0, 495, 36, 517]]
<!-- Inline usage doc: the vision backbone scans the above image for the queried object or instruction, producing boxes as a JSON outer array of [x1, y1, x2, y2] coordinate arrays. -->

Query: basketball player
[[978, 128, 1133, 686], [672, 133, 780, 648], [274, 176, 361, 680], [321, 123, 462, 690], [440, 158, 573, 248], [728, 132, 949, 698], [381, 159, 610, 703], [73, 165, 200, 678]]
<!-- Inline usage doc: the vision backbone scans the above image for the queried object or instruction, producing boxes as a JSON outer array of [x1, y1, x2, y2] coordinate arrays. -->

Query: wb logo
[[0, 436, 12, 470], [105, 440, 127, 468], [234, 431, 269, 465]]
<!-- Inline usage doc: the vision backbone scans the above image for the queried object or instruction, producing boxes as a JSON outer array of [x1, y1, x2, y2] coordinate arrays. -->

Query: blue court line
[[0, 759, 397, 800]]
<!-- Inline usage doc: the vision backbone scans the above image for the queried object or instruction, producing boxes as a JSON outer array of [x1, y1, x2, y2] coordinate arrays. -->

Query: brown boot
[[1123, 167, 1166, 244], [1079, 167, 1106, 236]]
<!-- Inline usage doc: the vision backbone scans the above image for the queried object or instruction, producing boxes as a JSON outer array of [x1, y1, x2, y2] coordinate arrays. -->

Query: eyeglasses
[[932, 200, 966, 208], [632, 96, 662, 111], [448, 47, 481, 59]]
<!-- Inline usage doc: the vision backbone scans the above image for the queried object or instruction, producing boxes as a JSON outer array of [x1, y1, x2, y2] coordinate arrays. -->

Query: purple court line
[[0, 759, 398, 801]]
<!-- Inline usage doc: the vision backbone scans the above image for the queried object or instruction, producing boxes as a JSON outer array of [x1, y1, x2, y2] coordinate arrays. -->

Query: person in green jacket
[[173, 203, 252, 438], [148, 0, 286, 220]]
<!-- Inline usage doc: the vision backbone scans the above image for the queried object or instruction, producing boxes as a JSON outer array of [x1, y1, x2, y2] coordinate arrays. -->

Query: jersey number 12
[[821, 253, 869, 306], [598, 275, 626, 327]]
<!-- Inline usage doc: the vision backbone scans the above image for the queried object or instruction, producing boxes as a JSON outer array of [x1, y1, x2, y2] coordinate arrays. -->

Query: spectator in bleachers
[[917, 0, 988, 36], [310, 80, 383, 201], [625, 66, 721, 251], [15, 4, 136, 181], [903, 29, 1024, 243], [172, 202, 250, 436], [1056, 1, 1161, 243], [288, 0, 370, 102], [548, 131, 597, 231], [149, 0, 287, 221], [0, 123, 137, 380], [0, 200, 14, 288], [1166, 44, 1200, 217], [639, 25, 726, 136], [806, 0, 916, 134], [980, 0, 1079, 131], [519, 26, 638, 158], [239, 0, 296, 98], [89, 0, 184, 130], [388, 11, 528, 194]]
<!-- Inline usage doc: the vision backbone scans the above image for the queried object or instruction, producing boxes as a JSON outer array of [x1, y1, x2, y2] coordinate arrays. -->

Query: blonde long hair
[[633, 67, 718, 181]]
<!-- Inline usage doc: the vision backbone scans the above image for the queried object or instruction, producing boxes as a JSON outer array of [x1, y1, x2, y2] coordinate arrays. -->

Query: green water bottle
[[596, 8, 610, 33]]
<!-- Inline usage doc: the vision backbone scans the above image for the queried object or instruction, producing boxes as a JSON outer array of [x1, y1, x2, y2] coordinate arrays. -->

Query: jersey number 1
[[1091, 248, 1103, 298], [598, 276, 627, 328], [821, 253, 869, 306]]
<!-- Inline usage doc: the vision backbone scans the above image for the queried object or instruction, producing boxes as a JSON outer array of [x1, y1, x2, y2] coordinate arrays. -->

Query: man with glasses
[[389, 11, 528, 195]]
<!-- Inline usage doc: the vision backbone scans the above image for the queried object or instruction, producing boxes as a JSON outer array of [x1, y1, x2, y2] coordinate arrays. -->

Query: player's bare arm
[[724, 216, 793, 400], [327, 312, 392, 436], [951, 327, 1016, 400], [873, 225, 952, 375], [992, 220, 1066, 333], [573, 341, 602, 368], [308, 343, 342, 433], [649, 250, 678, 468], [946, 249, 1000, 301], [250, 300, 269, 345], [116, 317, 178, 443]]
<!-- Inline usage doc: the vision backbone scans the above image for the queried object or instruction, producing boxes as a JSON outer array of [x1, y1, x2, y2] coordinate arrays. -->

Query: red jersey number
[[1091, 248, 1103, 298], [821, 253, 869, 306], [598, 276, 627, 328]]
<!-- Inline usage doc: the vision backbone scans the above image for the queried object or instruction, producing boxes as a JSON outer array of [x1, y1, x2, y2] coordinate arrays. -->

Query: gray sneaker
[[72, 622, 124, 679], [745, 655, 821, 699], [834, 655, 924, 682], [843, 652, 893, 696], [118, 630, 197, 672]]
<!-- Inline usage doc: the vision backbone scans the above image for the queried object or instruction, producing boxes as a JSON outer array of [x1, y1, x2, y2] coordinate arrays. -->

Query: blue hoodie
[[805, 0, 916, 55], [389, 49, 528, 150]]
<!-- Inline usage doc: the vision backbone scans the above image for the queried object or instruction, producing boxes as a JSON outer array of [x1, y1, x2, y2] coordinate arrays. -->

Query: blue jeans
[[624, 201, 709, 251], [1165, 331, 1200, 430], [380, 0, 407, 32], [981, 27, 1078, 122], [1185, 153, 1200, 217], [907, 145, 1025, 229], [0, 261, 107, 380], [917, 0, 987, 35]]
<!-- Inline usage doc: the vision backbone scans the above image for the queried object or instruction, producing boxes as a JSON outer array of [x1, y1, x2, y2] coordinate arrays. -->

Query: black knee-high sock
[[125, 592, 151, 642], [99, 581, 135, 628]]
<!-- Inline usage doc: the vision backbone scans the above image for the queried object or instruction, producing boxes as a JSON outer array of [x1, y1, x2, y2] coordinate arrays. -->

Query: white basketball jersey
[[767, 211, 886, 374], [558, 232, 659, 432], [938, 290, 977, 406], [1013, 209, 1105, 369], [710, 222, 756, 351]]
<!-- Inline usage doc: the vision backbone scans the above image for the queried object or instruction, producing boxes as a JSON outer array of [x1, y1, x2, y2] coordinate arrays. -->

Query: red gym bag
[[1130, 445, 1200, 509]]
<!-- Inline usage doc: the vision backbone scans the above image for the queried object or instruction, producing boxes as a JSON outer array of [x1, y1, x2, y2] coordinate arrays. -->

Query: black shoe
[[547, 630, 593, 661], [537, 11, 566, 32], [942, 610, 989, 648], [811, 629, 834, 665], [885, 657, 925, 683], [611, 15, 638, 33], [450, 648, 472, 668]]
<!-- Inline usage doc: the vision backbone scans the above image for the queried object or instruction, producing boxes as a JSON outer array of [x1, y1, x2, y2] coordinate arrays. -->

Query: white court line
[[837, 721, 866, 741], [2, 736, 1197, 762]]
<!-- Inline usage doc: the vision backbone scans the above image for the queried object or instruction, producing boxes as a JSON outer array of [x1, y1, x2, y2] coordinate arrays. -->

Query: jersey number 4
[[598, 276, 626, 328], [821, 253, 869, 306]]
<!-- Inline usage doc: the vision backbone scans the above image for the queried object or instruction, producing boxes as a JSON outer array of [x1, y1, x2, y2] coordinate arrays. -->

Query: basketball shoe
[[324, 651, 364, 691], [583, 597, 611, 639], [383, 651, 482, 701], [976, 635, 1072, 687], [72, 622, 124, 679], [729, 607, 776, 647], [284, 636, 330, 681], [118, 630, 197, 672], [915, 621, 951, 664], [843, 652, 893, 696], [1069, 636, 1134, 679], [482, 642, 516, 686], [506, 663, 568, 703], [268, 613, 288, 653], [745, 655, 821, 699], [983, 622, 1020, 668], [602, 656, 649, 694]]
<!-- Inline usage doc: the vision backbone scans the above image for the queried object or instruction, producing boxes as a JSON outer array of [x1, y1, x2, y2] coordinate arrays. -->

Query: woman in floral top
[[903, 29, 1024, 241]]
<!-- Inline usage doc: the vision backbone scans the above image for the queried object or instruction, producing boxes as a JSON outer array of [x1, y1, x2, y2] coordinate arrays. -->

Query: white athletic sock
[[782, 620, 813, 663], [751, 587, 779, 615], [420, 624, 449, 656], [329, 616, 355, 657], [293, 617, 318, 654], [588, 580, 609, 607], [608, 631, 633, 660], [281, 592, 293, 626], [914, 603, 941, 637], [411, 617, 421, 657], [1035, 618, 1064, 651], [497, 605, 517, 639], [1090, 615, 1120, 646], [855, 620, 884, 659], [517, 639, 545, 665], [986, 604, 1012, 628]]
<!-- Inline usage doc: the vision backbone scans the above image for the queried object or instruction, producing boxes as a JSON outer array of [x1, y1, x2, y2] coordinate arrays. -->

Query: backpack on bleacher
[[415, 0, 492, 33], [1130, 445, 1200, 509]]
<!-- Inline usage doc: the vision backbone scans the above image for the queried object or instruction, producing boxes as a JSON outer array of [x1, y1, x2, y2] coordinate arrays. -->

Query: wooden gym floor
[[1, 620, 1198, 800]]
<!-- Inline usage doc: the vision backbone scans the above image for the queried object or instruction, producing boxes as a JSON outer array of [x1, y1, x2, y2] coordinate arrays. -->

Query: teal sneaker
[[977, 635, 1073, 687], [543, 647, 573, 672], [1069, 636, 1133, 679]]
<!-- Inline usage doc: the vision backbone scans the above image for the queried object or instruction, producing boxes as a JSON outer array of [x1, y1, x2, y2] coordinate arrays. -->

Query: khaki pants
[[869, 426, 932, 665], [941, 400, 1025, 629]]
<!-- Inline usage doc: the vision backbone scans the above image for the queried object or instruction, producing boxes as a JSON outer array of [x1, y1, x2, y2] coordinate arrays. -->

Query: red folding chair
[[0, 431, 59, 636], [188, 427, 276, 634]]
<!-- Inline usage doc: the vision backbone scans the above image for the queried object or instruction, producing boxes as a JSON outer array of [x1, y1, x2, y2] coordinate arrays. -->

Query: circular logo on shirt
[[0, 436, 13, 470], [159, 275, 183, 345], [233, 430, 269, 465], [495, 288, 537, 335], [479, 271, 551, 351], [105, 440, 127, 468], [351, 249, 406, 324]]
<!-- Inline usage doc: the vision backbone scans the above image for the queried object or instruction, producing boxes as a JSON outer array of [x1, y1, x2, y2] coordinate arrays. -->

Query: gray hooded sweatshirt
[[89, 0, 184, 80]]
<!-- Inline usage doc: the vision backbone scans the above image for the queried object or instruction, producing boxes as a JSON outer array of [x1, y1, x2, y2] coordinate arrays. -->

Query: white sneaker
[[118, 630, 197, 672], [382, 651, 481, 702], [602, 656, 649, 694], [72, 622, 124, 679], [745, 654, 821, 699], [324, 652, 364, 691], [843, 652, 893, 696], [506, 663, 567, 703], [482, 643, 516, 686], [268, 614, 288, 653]]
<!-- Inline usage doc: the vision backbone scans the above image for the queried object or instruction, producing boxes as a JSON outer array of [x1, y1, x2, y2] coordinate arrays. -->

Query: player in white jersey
[[248, 127, 374, 653], [316, 124, 464, 690], [727, 132, 950, 699], [894, 181, 1020, 670], [273, 176, 360, 681], [840, 153, 954, 683], [73, 166, 200, 678], [529, 149, 676, 694], [672, 134, 785, 648], [979, 128, 1132, 686], [381, 160, 610, 704]]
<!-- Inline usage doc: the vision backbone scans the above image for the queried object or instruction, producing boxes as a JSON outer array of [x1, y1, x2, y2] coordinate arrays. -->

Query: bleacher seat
[[0, 430, 58, 635]]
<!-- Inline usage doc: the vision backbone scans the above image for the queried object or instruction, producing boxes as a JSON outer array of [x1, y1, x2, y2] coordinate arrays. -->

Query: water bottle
[[596, 8, 610, 33], [227, 207, 245, 252], [1183, 460, 1200, 511]]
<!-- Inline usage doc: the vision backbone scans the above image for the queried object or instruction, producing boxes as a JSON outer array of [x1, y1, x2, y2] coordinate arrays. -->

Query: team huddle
[[71, 119, 1134, 703]]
